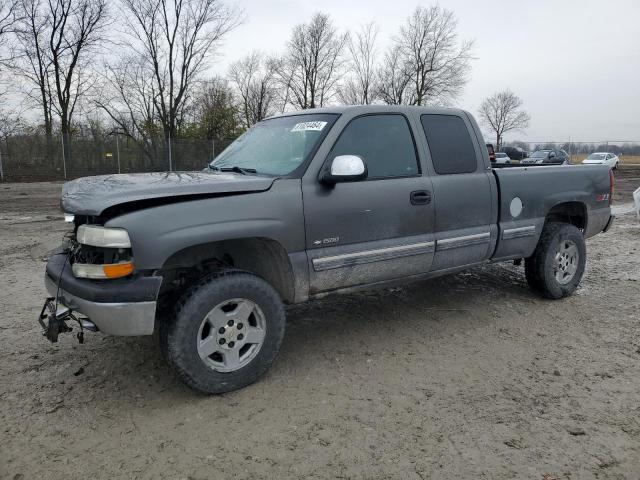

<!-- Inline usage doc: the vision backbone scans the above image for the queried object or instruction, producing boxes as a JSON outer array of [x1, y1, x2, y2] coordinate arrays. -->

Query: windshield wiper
[[208, 165, 257, 175]]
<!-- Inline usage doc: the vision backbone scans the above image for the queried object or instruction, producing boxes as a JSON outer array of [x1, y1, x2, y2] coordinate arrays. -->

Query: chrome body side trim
[[44, 276, 156, 336], [502, 225, 536, 240], [312, 241, 435, 272], [436, 232, 490, 251]]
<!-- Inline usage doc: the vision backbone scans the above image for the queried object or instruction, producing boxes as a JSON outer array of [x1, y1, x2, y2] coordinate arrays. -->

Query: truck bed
[[490, 165, 612, 261]]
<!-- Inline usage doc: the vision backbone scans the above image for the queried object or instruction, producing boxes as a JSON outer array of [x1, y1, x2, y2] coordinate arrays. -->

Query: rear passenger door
[[419, 113, 495, 271]]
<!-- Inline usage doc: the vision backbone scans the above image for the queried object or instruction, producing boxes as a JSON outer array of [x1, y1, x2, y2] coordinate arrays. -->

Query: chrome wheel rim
[[196, 298, 266, 373], [554, 239, 579, 285]]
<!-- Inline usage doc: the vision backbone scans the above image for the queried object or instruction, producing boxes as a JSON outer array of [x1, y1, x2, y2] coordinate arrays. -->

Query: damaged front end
[[37, 295, 96, 344], [40, 215, 162, 342], [37, 216, 89, 344]]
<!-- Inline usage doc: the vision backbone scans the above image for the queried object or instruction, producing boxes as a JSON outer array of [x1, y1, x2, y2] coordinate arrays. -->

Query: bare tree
[[0, 0, 19, 125], [99, 0, 241, 145], [97, 55, 162, 160], [47, 0, 108, 159], [275, 12, 347, 110], [380, 6, 473, 106], [377, 44, 412, 105], [11, 0, 107, 161], [229, 51, 277, 128], [186, 77, 241, 141], [0, 0, 19, 59], [337, 22, 378, 105], [0, 109, 26, 139], [13, 0, 54, 140], [478, 89, 530, 149]]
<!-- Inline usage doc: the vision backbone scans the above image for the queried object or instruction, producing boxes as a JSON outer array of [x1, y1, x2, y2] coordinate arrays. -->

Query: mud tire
[[525, 222, 586, 299], [159, 271, 285, 394]]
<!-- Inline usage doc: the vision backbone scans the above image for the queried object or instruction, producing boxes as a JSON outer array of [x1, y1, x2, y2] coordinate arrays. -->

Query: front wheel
[[525, 222, 586, 299], [160, 271, 286, 394]]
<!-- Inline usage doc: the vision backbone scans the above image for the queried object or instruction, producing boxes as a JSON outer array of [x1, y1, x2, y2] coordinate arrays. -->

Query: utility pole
[[569, 136, 572, 163], [61, 135, 67, 180], [115, 134, 121, 174], [107, 129, 124, 174], [168, 132, 173, 171]]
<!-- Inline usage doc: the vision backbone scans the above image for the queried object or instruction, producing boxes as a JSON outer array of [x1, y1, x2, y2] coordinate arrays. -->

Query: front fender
[[106, 179, 305, 270]]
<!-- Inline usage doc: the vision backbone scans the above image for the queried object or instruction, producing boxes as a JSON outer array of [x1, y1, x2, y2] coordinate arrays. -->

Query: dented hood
[[61, 171, 275, 216]]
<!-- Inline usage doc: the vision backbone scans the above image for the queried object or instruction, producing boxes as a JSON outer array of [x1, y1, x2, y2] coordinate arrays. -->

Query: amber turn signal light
[[102, 262, 135, 279]]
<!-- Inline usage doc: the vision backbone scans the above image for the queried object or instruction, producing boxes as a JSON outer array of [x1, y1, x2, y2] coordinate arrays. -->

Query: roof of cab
[[267, 104, 470, 119]]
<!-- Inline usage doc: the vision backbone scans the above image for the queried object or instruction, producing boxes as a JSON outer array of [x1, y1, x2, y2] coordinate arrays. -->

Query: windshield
[[210, 114, 338, 176], [587, 153, 606, 160], [531, 151, 550, 158], [496, 153, 507, 158]]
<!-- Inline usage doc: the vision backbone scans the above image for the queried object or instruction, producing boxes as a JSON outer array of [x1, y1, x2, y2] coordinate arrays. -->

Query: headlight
[[77, 225, 131, 248], [72, 262, 135, 279]]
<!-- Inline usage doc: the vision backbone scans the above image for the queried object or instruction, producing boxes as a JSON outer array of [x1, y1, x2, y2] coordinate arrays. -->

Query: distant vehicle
[[522, 149, 570, 165], [486, 143, 496, 162], [501, 146, 528, 160], [495, 152, 511, 164], [581, 152, 619, 169]]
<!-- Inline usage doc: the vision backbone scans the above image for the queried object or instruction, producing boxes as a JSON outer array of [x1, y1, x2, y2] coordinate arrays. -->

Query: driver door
[[301, 113, 436, 295]]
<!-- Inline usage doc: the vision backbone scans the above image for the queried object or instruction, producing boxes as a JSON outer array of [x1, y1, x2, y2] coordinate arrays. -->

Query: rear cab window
[[420, 114, 479, 174]]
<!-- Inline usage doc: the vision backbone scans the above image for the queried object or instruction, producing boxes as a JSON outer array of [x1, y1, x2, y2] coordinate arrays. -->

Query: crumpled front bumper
[[44, 251, 162, 336]]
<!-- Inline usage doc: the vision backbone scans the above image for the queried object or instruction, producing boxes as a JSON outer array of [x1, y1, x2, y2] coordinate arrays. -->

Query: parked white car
[[494, 152, 511, 164], [582, 152, 619, 169]]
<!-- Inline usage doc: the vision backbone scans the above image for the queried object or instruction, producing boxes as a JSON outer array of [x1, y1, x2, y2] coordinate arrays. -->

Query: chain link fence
[[0, 134, 234, 182], [2, 135, 640, 182]]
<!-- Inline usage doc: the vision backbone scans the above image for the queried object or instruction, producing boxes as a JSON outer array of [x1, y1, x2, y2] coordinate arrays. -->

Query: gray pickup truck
[[40, 106, 614, 394]]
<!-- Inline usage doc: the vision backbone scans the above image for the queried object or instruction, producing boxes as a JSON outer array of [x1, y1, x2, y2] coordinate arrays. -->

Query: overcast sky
[[211, 0, 640, 143]]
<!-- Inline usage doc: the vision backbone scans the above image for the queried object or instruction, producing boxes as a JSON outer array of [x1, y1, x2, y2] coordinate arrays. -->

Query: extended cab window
[[329, 114, 419, 178], [421, 114, 478, 175]]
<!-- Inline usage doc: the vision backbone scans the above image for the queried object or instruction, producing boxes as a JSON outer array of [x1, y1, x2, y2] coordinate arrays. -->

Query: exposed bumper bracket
[[44, 276, 157, 336], [38, 297, 73, 343]]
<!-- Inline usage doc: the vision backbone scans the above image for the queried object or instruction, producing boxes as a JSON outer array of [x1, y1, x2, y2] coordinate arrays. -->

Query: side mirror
[[320, 155, 367, 184], [549, 152, 556, 159]]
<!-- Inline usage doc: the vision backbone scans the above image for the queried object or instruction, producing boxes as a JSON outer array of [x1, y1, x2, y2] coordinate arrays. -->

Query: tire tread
[[159, 269, 285, 394], [525, 222, 586, 299]]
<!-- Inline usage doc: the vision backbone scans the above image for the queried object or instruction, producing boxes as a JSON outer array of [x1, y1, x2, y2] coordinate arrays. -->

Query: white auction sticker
[[290, 121, 327, 132]]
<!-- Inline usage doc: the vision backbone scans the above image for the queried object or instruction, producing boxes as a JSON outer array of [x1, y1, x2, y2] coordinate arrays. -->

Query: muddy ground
[[1, 168, 639, 480]]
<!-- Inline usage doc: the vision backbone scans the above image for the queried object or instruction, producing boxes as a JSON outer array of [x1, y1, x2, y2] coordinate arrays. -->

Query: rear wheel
[[524, 222, 586, 299], [160, 271, 286, 394]]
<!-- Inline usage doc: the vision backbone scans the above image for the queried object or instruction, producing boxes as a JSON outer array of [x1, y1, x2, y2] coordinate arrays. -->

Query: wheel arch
[[159, 236, 297, 303], [545, 201, 588, 231]]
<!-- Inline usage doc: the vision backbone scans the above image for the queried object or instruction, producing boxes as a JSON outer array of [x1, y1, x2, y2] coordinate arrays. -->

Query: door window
[[420, 114, 478, 174], [328, 114, 419, 178]]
